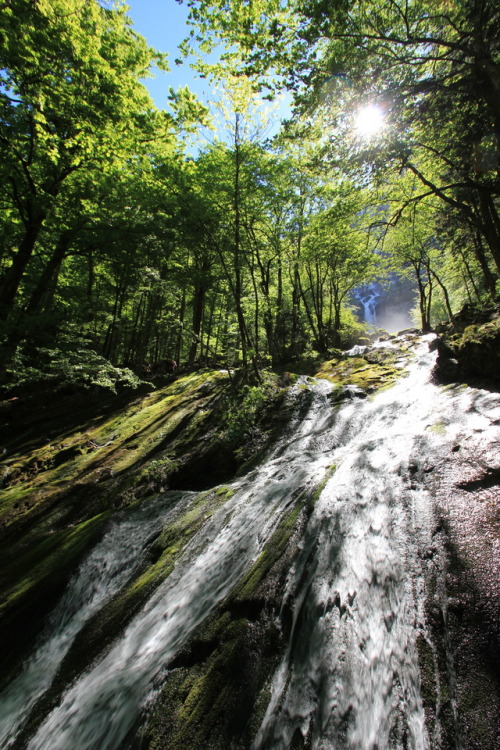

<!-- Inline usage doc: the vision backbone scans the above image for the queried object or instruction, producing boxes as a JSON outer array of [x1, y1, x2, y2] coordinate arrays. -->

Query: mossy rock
[[133, 474, 330, 750], [434, 316, 500, 385], [0, 512, 109, 689], [315, 351, 402, 393], [0, 372, 230, 682]]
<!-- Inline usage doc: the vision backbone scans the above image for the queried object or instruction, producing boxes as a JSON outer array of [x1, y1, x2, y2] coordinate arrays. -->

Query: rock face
[[421, 425, 500, 750], [328, 384, 368, 404], [433, 303, 500, 386]]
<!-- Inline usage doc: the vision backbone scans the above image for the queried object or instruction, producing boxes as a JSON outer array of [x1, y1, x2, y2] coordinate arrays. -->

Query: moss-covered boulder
[[315, 335, 412, 393], [0, 369, 290, 686], [433, 306, 500, 386]]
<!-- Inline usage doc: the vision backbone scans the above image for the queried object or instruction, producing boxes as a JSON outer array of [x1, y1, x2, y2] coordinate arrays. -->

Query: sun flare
[[354, 103, 385, 138]]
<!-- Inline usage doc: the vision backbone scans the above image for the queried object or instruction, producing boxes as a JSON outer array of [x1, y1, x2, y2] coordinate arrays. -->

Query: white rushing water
[[23, 374, 337, 750], [0, 491, 193, 749], [355, 284, 380, 326], [251, 337, 500, 749], [2, 335, 500, 750]]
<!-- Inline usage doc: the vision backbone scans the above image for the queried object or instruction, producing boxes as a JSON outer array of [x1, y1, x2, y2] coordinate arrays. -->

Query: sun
[[354, 103, 385, 138]]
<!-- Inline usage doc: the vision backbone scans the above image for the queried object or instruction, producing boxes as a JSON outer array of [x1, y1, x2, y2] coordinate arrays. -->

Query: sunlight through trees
[[0, 0, 498, 390]]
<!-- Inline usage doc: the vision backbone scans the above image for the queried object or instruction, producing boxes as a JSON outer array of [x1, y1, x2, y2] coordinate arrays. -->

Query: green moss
[[458, 317, 500, 346], [178, 619, 248, 728], [0, 370, 231, 533], [145, 610, 271, 750], [428, 422, 447, 435], [440, 316, 500, 382], [141, 471, 332, 750], [416, 634, 438, 712], [215, 485, 235, 499], [0, 513, 107, 614], [315, 356, 402, 393], [236, 502, 303, 602], [310, 464, 336, 507]]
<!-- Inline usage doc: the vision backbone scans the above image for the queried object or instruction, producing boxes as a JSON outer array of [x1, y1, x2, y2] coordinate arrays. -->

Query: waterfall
[[1, 335, 499, 749], [252, 339, 500, 749], [2, 376, 337, 750], [355, 283, 380, 325]]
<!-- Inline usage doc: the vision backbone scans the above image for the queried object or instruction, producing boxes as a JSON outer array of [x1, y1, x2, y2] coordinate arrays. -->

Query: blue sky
[[125, 0, 215, 110], [125, 0, 292, 135]]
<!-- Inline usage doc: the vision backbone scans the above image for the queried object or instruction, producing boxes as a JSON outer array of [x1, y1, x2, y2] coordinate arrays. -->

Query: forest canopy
[[0, 0, 499, 392]]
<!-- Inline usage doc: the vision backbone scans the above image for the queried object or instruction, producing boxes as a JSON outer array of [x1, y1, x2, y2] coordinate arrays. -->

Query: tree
[[0, 0, 168, 330], [181, 0, 500, 300]]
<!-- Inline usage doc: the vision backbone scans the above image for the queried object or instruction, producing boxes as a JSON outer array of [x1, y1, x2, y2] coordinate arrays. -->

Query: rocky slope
[[0, 332, 498, 750]]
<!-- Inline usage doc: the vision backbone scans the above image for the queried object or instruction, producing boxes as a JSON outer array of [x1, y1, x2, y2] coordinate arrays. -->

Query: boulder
[[432, 314, 500, 385], [329, 384, 368, 404]]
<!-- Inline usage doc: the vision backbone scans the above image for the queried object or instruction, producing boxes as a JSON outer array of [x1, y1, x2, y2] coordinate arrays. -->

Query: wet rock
[[373, 333, 398, 344], [408, 461, 419, 474], [328, 385, 368, 404], [397, 327, 420, 336], [432, 336, 462, 381], [433, 305, 500, 387], [344, 344, 369, 357]]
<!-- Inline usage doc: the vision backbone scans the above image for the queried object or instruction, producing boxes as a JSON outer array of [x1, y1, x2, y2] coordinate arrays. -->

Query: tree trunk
[[175, 288, 186, 366], [430, 268, 453, 322], [458, 247, 481, 301], [26, 230, 74, 317], [1, 230, 73, 361], [0, 214, 45, 320], [233, 120, 248, 372], [471, 228, 497, 298], [413, 262, 432, 332], [477, 192, 500, 276], [188, 284, 206, 364]]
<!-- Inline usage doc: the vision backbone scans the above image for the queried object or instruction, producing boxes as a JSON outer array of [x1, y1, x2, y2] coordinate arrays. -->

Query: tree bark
[[0, 213, 45, 320], [188, 284, 206, 364]]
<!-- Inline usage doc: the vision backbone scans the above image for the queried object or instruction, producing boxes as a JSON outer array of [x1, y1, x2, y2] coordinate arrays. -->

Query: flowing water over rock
[[0, 492, 194, 748], [355, 284, 380, 326], [1, 335, 499, 749]]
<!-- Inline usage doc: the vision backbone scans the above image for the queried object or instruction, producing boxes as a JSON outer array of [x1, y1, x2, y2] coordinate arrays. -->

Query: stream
[[1, 334, 499, 749]]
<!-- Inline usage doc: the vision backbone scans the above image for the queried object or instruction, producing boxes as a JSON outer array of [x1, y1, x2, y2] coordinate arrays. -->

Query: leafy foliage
[[222, 384, 268, 445], [4, 339, 143, 395], [0, 0, 498, 394]]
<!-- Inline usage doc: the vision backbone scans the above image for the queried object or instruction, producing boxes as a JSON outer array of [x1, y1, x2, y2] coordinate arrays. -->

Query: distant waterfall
[[355, 283, 380, 325]]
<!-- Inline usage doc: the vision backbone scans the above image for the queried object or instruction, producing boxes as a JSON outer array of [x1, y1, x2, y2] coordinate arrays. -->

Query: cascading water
[[0, 491, 194, 748], [355, 283, 380, 326], [252, 339, 500, 750], [1, 373, 337, 750], [1, 334, 499, 750]]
